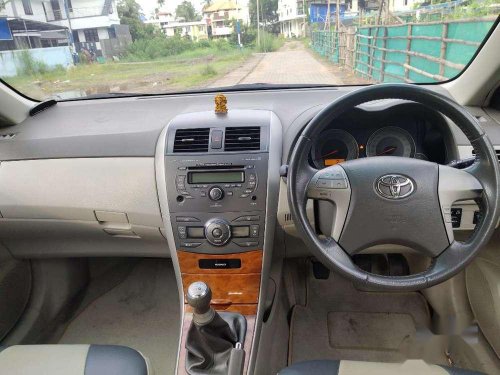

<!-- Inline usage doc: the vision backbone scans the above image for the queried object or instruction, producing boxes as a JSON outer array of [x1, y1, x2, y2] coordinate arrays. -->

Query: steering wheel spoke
[[438, 165, 483, 242], [306, 165, 351, 241], [287, 84, 499, 291]]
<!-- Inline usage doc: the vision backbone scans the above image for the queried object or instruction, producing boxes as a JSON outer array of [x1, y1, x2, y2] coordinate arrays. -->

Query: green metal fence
[[311, 17, 496, 83], [311, 30, 341, 64]]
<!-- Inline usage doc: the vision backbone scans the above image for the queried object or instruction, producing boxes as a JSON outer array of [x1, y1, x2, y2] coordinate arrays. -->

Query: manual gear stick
[[186, 281, 215, 323], [185, 281, 247, 375]]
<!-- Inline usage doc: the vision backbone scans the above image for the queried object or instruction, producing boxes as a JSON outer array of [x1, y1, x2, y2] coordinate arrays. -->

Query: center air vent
[[224, 127, 261, 152], [173, 128, 210, 153]]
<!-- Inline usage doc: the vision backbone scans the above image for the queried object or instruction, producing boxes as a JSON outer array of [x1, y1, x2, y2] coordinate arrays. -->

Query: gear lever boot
[[185, 281, 247, 375]]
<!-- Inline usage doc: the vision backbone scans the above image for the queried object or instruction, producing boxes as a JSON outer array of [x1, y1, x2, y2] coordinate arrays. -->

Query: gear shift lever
[[185, 281, 247, 374], [186, 281, 217, 326]]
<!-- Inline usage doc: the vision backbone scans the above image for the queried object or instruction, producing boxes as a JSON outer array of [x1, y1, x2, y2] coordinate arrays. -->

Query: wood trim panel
[[177, 250, 263, 274], [181, 273, 260, 305], [185, 303, 257, 315]]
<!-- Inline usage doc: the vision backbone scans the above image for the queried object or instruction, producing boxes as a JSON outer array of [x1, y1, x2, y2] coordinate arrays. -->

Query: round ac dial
[[204, 218, 231, 246]]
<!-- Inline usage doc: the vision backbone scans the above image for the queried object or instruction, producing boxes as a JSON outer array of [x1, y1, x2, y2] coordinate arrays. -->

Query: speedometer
[[312, 129, 359, 168], [366, 126, 416, 158]]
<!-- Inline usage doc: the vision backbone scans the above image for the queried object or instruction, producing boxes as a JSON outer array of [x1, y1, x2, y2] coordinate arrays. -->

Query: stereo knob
[[209, 186, 224, 201], [205, 218, 231, 246]]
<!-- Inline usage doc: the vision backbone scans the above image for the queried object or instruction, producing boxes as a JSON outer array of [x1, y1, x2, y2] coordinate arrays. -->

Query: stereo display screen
[[188, 171, 245, 184]]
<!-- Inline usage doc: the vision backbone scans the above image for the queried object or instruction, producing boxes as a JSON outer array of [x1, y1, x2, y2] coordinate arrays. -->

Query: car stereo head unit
[[175, 163, 259, 204]]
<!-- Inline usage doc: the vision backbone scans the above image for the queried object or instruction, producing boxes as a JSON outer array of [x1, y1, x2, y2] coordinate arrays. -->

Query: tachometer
[[312, 129, 359, 168], [366, 126, 416, 158]]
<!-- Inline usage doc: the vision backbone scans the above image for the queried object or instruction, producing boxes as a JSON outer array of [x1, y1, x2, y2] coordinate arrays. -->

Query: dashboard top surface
[[0, 85, 498, 162]]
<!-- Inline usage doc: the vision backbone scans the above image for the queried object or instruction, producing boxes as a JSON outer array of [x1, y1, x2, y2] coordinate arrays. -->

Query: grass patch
[[201, 64, 217, 77], [257, 31, 284, 53], [15, 50, 66, 76], [4, 47, 253, 100]]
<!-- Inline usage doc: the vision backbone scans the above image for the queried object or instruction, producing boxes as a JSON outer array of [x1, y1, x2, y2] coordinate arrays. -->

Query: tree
[[203, 0, 212, 9], [175, 1, 199, 21], [0, 0, 10, 11], [118, 0, 162, 40], [249, 0, 279, 32]]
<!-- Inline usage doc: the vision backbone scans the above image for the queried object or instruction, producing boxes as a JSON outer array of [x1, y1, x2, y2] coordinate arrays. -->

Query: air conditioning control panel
[[172, 212, 265, 254]]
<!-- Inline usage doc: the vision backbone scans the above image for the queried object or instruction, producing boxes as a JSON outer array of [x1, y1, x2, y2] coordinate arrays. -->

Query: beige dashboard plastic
[[0, 157, 162, 226], [466, 256, 500, 357], [277, 180, 315, 237], [0, 157, 168, 258]]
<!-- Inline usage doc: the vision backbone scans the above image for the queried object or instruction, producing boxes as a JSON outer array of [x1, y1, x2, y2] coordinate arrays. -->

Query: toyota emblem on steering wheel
[[376, 174, 415, 199]]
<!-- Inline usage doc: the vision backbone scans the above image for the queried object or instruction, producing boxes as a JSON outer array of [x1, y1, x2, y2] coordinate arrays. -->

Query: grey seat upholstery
[[0, 344, 150, 375], [279, 360, 485, 375]]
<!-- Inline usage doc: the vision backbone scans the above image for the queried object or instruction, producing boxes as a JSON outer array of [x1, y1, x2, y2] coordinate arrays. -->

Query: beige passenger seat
[[0, 344, 151, 375]]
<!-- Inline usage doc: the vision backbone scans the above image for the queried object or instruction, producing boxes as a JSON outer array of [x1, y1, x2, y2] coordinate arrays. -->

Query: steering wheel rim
[[287, 83, 500, 291]]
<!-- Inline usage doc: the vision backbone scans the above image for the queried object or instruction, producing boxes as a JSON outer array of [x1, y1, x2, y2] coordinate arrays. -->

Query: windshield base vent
[[224, 127, 261, 152], [173, 128, 210, 153]]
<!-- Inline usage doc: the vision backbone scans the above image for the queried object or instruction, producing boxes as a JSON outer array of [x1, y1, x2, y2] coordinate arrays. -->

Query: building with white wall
[[0, 0, 131, 58], [278, 0, 306, 38], [203, 0, 249, 37]]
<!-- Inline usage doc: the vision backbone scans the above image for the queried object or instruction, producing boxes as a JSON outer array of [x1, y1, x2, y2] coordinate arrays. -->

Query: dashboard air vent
[[224, 127, 261, 152], [472, 149, 500, 163], [173, 128, 210, 153]]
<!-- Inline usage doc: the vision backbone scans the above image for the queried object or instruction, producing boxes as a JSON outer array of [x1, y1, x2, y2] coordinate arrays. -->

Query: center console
[[166, 154, 268, 254], [156, 109, 281, 375]]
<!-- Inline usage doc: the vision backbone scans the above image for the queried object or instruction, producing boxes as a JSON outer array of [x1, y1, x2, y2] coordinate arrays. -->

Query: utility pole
[[256, 0, 260, 47], [336, 0, 340, 31], [63, 0, 76, 54], [325, 0, 331, 30]]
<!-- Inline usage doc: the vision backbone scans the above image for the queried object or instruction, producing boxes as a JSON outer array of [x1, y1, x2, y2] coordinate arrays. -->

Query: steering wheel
[[287, 84, 500, 290]]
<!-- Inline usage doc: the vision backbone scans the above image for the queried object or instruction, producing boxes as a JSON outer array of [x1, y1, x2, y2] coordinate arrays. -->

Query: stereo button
[[211, 129, 223, 149], [236, 241, 258, 247], [234, 215, 260, 222], [178, 226, 187, 239], [250, 224, 259, 237], [209, 187, 224, 201], [176, 217, 200, 222], [212, 228, 223, 238], [181, 242, 202, 248]]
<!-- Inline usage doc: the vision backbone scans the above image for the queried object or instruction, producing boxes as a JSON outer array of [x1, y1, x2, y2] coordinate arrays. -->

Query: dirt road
[[210, 41, 351, 88]]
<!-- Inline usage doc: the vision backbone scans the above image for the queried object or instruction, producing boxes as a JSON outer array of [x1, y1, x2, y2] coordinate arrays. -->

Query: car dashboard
[[309, 103, 452, 169], [0, 86, 495, 261]]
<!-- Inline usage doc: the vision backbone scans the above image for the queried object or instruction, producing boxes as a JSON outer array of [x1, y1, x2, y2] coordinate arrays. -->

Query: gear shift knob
[[186, 281, 212, 315]]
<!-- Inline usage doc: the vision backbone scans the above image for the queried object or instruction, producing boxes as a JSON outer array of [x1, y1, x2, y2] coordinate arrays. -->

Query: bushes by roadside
[[16, 50, 65, 76], [256, 31, 284, 52], [124, 29, 283, 61], [124, 36, 194, 60], [124, 36, 241, 61]]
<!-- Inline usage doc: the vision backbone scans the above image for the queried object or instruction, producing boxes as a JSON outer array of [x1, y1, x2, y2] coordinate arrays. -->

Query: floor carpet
[[289, 266, 449, 366], [58, 259, 181, 375]]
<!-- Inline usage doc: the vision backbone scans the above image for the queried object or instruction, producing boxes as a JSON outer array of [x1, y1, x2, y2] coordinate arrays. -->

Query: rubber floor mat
[[288, 264, 449, 366], [328, 311, 415, 350]]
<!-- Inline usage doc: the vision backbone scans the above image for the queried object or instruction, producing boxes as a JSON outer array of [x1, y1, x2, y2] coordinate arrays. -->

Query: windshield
[[0, 0, 497, 100]]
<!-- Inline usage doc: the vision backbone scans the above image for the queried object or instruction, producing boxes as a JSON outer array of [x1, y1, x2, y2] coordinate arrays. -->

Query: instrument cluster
[[310, 108, 447, 169]]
